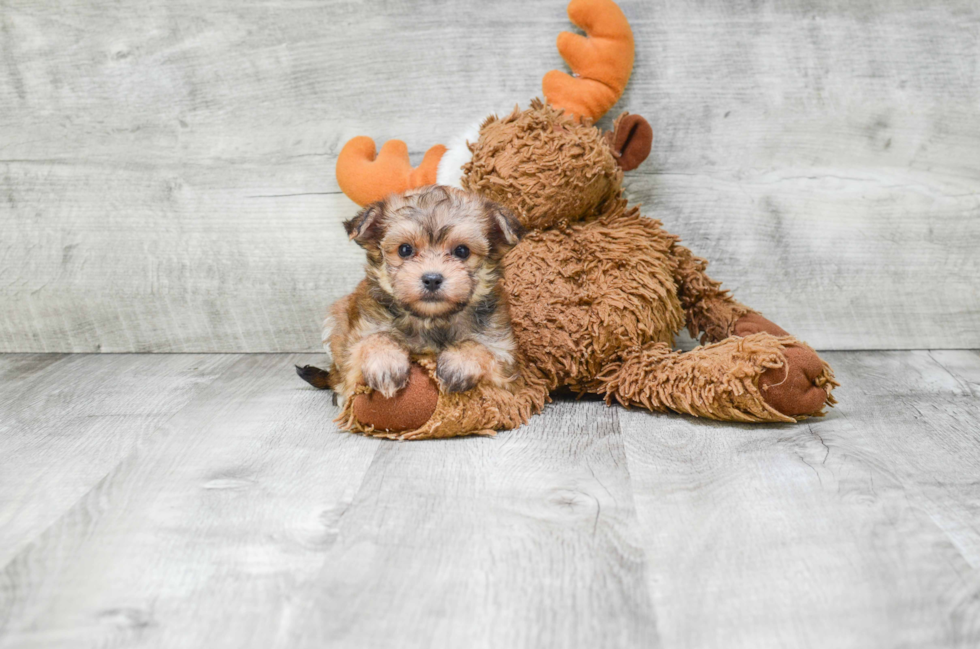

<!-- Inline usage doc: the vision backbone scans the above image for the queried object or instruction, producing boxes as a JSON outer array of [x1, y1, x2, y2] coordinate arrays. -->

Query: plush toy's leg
[[337, 358, 551, 440], [668, 240, 755, 344], [594, 333, 837, 423], [667, 239, 839, 415]]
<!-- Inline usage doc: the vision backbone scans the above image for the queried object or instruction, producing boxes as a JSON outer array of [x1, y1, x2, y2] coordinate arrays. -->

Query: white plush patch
[[436, 100, 526, 188], [436, 120, 483, 189]]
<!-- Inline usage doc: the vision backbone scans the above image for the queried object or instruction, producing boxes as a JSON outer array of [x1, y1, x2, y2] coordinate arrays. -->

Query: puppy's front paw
[[361, 347, 411, 398], [436, 348, 485, 394]]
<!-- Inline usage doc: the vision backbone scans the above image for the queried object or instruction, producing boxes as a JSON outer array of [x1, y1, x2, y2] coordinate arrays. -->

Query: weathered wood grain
[[1, 350, 979, 647], [619, 349, 980, 649], [289, 402, 657, 649], [0, 353, 381, 648], [0, 356, 659, 648], [1, 0, 978, 351], [0, 353, 231, 568]]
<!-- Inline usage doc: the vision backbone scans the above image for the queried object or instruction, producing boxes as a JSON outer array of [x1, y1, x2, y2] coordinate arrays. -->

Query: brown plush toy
[[313, 0, 838, 439]]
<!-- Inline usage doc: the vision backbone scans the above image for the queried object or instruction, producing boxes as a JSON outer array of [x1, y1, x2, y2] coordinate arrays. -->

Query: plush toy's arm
[[669, 241, 757, 344]]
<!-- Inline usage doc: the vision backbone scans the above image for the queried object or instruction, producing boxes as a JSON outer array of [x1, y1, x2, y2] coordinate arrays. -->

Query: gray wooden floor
[[3, 0, 979, 353], [1, 351, 979, 648]]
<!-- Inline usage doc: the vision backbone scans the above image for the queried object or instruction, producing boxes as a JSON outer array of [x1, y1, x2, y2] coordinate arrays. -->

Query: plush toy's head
[[462, 100, 620, 230], [462, 100, 656, 230]]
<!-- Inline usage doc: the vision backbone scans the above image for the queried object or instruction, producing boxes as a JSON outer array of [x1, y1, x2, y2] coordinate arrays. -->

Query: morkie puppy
[[298, 185, 526, 400]]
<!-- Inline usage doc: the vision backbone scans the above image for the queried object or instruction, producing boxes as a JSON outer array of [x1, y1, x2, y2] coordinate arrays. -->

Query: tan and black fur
[[298, 186, 525, 399]]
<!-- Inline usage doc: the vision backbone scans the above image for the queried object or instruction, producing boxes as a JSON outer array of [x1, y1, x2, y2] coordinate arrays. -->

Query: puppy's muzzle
[[421, 272, 444, 293]]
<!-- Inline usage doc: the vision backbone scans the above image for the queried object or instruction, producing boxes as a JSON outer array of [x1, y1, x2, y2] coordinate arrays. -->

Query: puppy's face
[[344, 186, 525, 319]]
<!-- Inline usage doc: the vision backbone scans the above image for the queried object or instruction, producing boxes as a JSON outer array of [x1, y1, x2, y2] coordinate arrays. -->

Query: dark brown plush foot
[[351, 364, 439, 433], [758, 345, 832, 417], [733, 313, 789, 338], [732, 315, 836, 417], [295, 364, 334, 390]]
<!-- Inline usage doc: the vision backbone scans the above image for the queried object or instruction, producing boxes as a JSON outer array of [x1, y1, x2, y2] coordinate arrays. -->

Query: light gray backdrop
[[1, 0, 978, 352]]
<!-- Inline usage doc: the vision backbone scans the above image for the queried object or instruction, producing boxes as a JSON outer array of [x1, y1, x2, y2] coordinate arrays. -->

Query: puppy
[[299, 185, 526, 400]]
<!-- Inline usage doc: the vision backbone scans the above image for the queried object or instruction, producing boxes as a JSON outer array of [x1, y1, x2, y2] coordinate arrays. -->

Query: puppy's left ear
[[344, 200, 386, 247], [487, 202, 527, 256]]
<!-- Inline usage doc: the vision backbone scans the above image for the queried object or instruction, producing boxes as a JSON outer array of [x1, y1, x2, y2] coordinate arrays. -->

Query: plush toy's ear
[[607, 112, 653, 171], [343, 201, 386, 247], [486, 202, 527, 256]]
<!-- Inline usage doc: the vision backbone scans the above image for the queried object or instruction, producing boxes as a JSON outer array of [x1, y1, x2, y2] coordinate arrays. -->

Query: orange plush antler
[[543, 0, 635, 122], [336, 137, 447, 206]]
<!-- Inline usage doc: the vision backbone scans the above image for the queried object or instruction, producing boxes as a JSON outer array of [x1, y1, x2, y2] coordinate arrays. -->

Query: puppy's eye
[[452, 244, 470, 260], [397, 243, 414, 258]]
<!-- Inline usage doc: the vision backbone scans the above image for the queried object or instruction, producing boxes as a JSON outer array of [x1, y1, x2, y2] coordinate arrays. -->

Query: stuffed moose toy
[[301, 0, 838, 439]]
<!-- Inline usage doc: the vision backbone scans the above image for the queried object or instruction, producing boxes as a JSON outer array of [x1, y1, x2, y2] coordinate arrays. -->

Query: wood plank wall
[[1, 0, 978, 352]]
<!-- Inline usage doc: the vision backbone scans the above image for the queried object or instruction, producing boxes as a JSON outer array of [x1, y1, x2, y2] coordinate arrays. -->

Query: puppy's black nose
[[421, 272, 444, 292]]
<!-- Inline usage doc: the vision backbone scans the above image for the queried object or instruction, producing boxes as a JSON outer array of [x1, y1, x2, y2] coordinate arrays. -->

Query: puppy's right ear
[[343, 201, 386, 246]]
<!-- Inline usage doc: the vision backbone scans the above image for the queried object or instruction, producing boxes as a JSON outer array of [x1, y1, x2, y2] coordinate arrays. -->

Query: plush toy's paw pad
[[733, 313, 789, 338], [759, 345, 832, 417], [351, 364, 439, 433]]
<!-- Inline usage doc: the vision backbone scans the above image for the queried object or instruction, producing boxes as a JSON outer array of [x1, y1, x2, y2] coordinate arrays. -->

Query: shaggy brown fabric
[[595, 333, 836, 422], [669, 243, 755, 344], [463, 100, 621, 230], [501, 197, 684, 390]]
